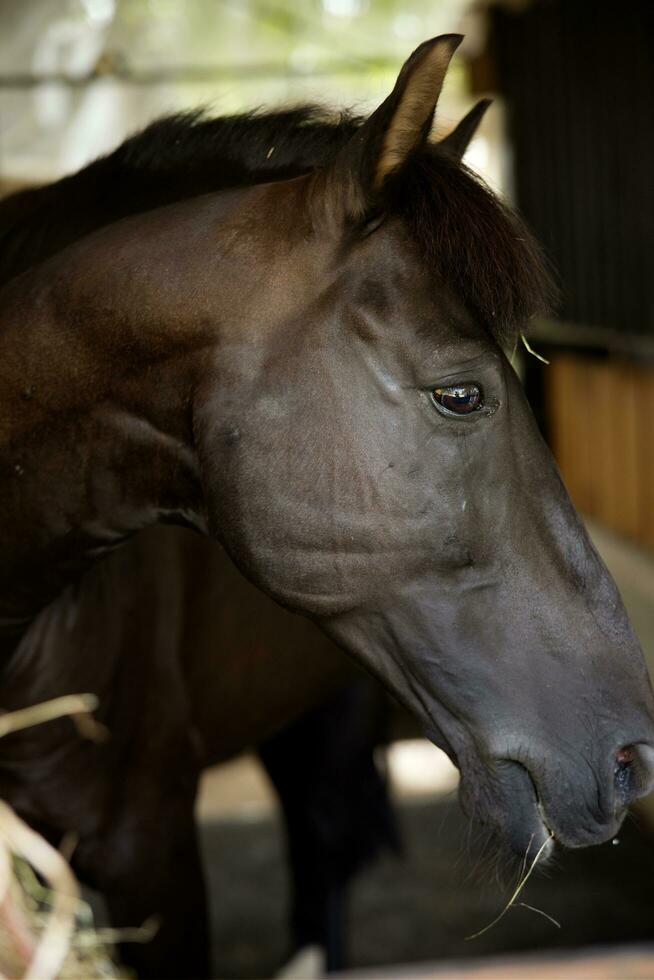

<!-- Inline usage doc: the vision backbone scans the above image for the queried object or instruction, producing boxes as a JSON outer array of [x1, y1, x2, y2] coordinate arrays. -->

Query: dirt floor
[[200, 793, 654, 978]]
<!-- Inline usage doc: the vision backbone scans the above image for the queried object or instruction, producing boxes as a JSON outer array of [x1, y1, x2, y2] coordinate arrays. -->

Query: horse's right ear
[[315, 34, 463, 231]]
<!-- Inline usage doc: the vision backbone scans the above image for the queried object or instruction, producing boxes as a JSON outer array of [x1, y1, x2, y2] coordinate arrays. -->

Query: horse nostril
[[616, 746, 635, 767], [614, 747, 635, 799], [615, 744, 654, 802]]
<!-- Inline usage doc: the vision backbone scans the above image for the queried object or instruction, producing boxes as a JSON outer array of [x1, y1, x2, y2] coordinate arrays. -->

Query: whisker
[[517, 901, 561, 929]]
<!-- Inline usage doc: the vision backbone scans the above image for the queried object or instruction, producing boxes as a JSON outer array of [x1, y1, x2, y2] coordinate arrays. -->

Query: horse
[[2, 32, 654, 978], [0, 76, 493, 980]]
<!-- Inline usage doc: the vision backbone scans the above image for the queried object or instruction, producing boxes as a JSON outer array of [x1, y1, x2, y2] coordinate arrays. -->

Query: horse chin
[[460, 759, 556, 869]]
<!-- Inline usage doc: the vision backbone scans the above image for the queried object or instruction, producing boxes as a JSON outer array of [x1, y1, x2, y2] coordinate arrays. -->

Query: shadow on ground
[[200, 795, 654, 978]]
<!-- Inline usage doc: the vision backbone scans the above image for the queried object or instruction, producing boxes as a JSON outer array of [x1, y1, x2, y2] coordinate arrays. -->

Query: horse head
[[193, 36, 654, 859]]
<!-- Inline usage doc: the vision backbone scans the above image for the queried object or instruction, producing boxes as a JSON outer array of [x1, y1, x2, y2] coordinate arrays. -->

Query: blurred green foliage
[[109, 0, 467, 111]]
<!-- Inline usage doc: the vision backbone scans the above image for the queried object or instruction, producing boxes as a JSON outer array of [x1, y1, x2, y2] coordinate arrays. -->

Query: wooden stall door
[[546, 354, 654, 552]]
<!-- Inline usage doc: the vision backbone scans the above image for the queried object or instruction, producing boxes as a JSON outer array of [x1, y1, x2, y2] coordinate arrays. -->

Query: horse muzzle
[[487, 741, 654, 857]]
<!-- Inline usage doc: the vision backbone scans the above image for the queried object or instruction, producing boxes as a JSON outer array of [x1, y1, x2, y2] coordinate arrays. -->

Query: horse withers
[[1, 31, 653, 974]]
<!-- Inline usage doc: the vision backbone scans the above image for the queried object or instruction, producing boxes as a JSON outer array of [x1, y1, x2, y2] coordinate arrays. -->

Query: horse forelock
[[390, 148, 557, 350]]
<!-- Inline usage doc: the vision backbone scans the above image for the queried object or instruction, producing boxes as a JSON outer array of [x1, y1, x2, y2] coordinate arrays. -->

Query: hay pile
[[0, 695, 143, 980]]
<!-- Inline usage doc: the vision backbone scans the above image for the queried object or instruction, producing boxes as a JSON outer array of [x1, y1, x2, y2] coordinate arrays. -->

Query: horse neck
[[0, 245, 211, 656], [0, 173, 318, 656]]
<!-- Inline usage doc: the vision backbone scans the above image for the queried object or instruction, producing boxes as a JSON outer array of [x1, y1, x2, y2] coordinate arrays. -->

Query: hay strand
[[0, 696, 100, 740], [0, 693, 128, 978], [465, 833, 554, 940], [0, 803, 80, 980], [517, 902, 561, 929], [520, 332, 550, 365]]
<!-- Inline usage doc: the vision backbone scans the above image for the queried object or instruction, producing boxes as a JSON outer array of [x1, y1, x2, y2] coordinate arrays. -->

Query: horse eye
[[432, 383, 483, 416]]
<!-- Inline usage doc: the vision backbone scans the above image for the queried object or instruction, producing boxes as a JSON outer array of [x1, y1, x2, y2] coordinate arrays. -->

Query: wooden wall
[[491, 1, 654, 342], [546, 353, 654, 550], [489, 2, 654, 552]]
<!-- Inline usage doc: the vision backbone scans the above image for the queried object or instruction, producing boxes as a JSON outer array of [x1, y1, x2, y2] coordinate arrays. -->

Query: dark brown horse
[[1, 33, 654, 978]]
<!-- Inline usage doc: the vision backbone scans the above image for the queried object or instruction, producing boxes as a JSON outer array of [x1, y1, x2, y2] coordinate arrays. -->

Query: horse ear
[[318, 34, 463, 226], [438, 99, 492, 162]]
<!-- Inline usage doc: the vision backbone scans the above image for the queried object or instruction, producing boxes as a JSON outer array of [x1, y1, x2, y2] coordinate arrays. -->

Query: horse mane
[[0, 107, 358, 289], [0, 105, 554, 347]]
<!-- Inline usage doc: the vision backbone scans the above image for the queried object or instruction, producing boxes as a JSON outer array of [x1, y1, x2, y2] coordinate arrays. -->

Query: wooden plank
[[546, 355, 581, 507], [633, 367, 654, 551], [594, 360, 640, 539], [344, 944, 654, 979], [546, 354, 595, 513], [615, 362, 640, 540], [586, 358, 617, 529], [545, 354, 650, 549]]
